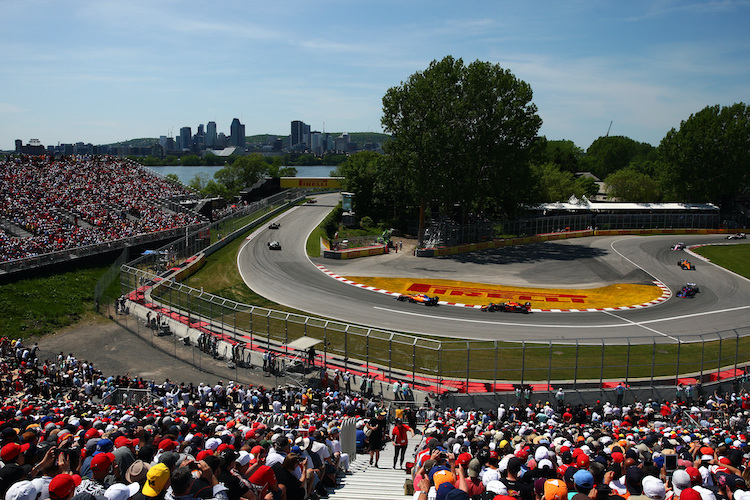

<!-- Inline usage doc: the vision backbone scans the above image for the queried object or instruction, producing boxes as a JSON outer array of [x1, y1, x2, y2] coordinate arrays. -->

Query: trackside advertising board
[[280, 177, 342, 188], [323, 245, 386, 259]]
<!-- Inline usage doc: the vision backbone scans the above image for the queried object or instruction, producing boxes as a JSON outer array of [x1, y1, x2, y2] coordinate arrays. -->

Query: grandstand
[[0, 155, 206, 272]]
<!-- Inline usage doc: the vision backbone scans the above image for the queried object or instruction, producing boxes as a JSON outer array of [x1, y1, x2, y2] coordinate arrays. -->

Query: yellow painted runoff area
[[344, 276, 664, 309]]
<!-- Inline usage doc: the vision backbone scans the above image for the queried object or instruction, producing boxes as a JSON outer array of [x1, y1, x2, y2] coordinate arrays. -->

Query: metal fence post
[[700, 334, 705, 380], [626, 339, 631, 386], [388, 334, 393, 382], [521, 341, 526, 387], [438, 341, 443, 384], [735, 330, 740, 377], [718, 335, 723, 376], [600, 339, 605, 387], [676, 340, 682, 381], [651, 339, 656, 388], [574, 340, 579, 388], [548, 341, 552, 391], [494, 341, 498, 392], [466, 341, 471, 394], [413, 338, 417, 388]]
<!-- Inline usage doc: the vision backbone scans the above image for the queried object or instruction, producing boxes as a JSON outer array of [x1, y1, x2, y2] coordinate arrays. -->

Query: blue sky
[[2, 0, 749, 152]]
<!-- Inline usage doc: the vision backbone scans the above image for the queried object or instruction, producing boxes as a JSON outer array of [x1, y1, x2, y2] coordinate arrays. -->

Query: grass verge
[[0, 263, 109, 339], [692, 244, 750, 279]]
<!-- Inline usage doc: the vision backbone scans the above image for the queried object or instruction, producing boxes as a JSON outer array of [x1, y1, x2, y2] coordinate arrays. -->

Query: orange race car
[[678, 259, 695, 270], [395, 293, 439, 306]]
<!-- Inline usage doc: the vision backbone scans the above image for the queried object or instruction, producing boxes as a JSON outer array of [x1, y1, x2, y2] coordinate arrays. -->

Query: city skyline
[[2, 1, 749, 152]]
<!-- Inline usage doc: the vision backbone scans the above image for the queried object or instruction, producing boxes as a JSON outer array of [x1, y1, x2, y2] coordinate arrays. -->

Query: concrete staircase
[[327, 442, 412, 500]]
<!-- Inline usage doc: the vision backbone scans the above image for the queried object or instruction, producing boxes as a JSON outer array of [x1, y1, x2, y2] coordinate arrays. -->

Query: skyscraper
[[291, 120, 305, 147], [206, 121, 217, 148], [230, 118, 245, 148], [179, 127, 192, 152]]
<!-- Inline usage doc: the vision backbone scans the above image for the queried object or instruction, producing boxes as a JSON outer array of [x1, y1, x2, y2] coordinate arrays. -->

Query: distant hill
[[107, 138, 159, 148], [108, 132, 390, 149]]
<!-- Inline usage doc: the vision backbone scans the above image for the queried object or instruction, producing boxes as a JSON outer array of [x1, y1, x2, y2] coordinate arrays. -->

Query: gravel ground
[[31, 311, 300, 389]]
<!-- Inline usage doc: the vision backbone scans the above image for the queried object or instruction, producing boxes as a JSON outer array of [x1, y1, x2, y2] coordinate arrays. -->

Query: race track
[[238, 193, 750, 344]]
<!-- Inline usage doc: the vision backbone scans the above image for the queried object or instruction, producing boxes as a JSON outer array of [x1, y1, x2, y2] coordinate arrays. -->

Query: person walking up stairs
[[327, 441, 412, 500]]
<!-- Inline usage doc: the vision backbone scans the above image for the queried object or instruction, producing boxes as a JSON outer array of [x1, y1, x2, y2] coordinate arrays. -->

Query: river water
[[148, 165, 338, 184]]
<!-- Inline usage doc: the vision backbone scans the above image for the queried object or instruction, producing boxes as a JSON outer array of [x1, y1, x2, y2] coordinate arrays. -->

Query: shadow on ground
[[438, 242, 608, 265]]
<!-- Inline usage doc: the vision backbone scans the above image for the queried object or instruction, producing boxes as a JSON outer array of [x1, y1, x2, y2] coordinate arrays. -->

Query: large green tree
[[381, 56, 542, 244], [335, 151, 388, 221], [658, 103, 750, 209], [581, 136, 655, 180], [604, 168, 662, 202], [214, 154, 269, 197], [532, 163, 599, 202]]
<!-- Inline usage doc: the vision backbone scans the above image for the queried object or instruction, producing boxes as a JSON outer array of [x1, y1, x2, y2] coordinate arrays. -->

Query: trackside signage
[[407, 283, 588, 303], [280, 177, 342, 188]]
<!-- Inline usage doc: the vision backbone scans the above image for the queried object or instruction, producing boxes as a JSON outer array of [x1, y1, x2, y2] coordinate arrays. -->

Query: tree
[[214, 154, 269, 197], [335, 151, 387, 221], [531, 163, 599, 202], [540, 139, 584, 173], [381, 56, 542, 244], [581, 136, 655, 180], [604, 168, 662, 202], [658, 103, 750, 209], [181, 154, 202, 166], [188, 173, 210, 192]]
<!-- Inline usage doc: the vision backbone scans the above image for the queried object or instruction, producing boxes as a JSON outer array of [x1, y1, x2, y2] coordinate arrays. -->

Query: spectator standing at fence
[[685, 383, 694, 404], [393, 380, 401, 400], [555, 387, 565, 411], [616, 382, 626, 406], [307, 346, 315, 366]]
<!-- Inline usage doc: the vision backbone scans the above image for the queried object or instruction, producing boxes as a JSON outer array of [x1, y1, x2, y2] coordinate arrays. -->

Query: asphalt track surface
[[238, 193, 750, 345]]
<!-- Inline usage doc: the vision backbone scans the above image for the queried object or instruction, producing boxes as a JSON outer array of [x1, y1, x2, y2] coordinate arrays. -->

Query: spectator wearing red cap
[[113, 437, 139, 476], [47, 474, 77, 500], [75, 452, 117, 500], [0, 442, 32, 497]]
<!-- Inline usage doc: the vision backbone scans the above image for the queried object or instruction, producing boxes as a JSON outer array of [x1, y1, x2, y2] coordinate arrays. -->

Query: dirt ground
[[31, 312, 298, 389]]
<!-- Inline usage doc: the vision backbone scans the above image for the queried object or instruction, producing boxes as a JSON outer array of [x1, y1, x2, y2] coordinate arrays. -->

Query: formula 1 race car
[[268, 241, 281, 250], [481, 301, 532, 314], [268, 222, 280, 229], [676, 283, 700, 298], [306, 199, 318, 204], [395, 293, 439, 306], [671, 242, 686, 251], [678, 259, 695, 270], [726, 232, 746, 240]]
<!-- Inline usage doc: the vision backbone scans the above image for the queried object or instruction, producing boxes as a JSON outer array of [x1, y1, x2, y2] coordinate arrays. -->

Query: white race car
[[671, 242, 686, 251]]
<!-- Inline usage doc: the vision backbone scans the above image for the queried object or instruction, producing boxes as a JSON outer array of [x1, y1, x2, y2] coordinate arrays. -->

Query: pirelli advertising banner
[[280, 177, 342, 189]]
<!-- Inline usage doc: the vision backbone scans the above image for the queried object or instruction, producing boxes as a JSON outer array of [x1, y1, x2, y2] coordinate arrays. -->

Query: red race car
[[481, 301, 532, 314], [395, 293, 439, 306]]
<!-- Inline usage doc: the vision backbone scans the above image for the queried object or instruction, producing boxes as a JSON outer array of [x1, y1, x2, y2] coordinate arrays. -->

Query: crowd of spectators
[[0, 155, 204, 262], [3, 333, 750, 500], [402, 391, 750, 500]]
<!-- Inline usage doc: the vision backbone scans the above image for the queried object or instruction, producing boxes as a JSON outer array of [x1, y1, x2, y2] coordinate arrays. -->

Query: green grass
[[0, 263, 110, 339], [693, 244, 750, 278]]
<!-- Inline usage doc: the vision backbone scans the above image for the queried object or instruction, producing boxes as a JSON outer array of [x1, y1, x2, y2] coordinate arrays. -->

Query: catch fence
[[118, 194, 750, 394]]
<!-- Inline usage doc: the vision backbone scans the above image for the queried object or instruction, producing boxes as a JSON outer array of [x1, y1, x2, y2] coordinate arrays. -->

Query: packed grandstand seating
[[0, 155, 203, 262], [3, 336, 750, 500]]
